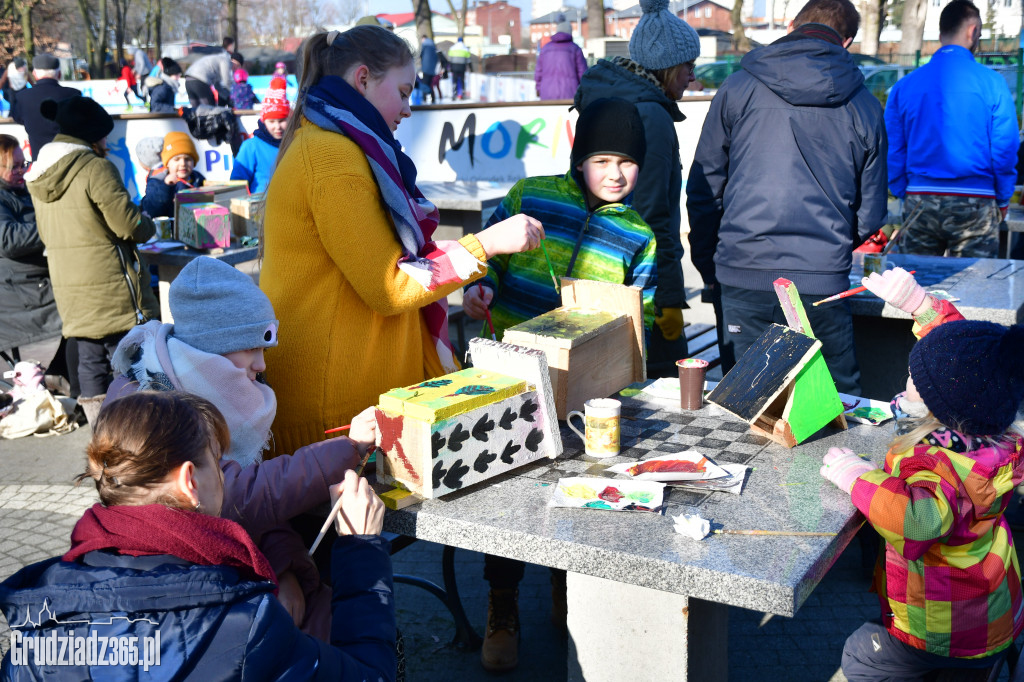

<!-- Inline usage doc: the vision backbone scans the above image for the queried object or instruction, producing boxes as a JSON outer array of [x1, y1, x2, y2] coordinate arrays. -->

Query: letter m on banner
[[439, 114, 476, 166]]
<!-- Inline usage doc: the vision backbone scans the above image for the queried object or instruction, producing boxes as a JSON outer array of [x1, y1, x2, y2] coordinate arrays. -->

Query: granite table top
[[418, 181, 512, 211], [845, 252, 1024, 325], [383, 389, 894, 618]]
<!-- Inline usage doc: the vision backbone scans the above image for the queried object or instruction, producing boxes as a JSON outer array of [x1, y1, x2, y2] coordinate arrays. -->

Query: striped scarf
[[304, 75, 478, 372]]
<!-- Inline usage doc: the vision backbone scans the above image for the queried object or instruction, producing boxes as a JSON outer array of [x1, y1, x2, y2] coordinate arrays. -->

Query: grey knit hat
[[169, 257, 279, 355], [629, 0, 701, 70], [135, 136, 165, 170]]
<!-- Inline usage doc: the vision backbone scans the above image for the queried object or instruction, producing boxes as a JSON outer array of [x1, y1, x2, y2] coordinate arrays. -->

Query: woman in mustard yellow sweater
[[260, 27, 543, 456]]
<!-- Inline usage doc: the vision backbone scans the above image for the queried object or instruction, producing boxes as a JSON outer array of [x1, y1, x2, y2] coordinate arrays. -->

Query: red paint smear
[[376, 410, 421, 482], [565, 119, 575, 147]]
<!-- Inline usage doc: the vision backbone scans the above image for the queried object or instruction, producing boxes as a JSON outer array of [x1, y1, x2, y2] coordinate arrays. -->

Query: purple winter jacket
[[535, 32, 588, 100]]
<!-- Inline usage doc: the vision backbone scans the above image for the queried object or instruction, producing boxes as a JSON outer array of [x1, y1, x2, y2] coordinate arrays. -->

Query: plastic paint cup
[[676, 358, 709, 411], [863, 253, 887, 277]]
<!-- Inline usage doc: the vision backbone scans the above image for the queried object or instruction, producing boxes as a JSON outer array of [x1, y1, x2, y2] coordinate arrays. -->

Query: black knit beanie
[[908, 320, 1024, 435], [571, 98, 646, 170], [40, 96, 113, 144]]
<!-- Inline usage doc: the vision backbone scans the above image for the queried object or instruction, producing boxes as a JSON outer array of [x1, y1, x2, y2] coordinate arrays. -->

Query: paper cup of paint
[[676, 358, 709, 411], [862, 253, 887, 277], [567, 398, 621, 458]]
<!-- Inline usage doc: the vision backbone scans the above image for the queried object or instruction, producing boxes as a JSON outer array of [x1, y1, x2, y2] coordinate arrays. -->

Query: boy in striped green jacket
[[462, 98, 657, 341], [462, 97, 658, 673]]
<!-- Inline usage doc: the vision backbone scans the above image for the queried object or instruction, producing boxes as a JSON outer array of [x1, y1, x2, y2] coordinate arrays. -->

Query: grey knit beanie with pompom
[[629, 0, 701, 71]]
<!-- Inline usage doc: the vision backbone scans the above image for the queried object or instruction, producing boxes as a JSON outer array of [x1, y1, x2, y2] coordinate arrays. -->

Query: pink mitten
[[861, 267, 927, 314], [820, 447, 878, 493]]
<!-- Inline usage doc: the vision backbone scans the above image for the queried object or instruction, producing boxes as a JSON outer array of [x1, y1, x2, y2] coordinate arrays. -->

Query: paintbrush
[[539, 240, 560, 294], [324, 424, 351, 434], [308, 447, 375, 556], [812, 270, 916, 307], [713, 529, 837, 537], [478, 283, 497, 340]]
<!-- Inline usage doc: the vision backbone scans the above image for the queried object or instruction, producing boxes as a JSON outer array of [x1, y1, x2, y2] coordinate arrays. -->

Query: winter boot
[[77, 394, 106, 425], [480, 588, 519, 673]]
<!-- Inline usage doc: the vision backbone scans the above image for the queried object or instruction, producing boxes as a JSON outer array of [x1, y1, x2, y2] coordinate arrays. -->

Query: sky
[[367, 0, 541, 26]]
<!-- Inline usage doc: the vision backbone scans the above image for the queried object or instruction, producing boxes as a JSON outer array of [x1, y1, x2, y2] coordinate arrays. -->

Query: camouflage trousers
[[900, 194, 1001, 258]]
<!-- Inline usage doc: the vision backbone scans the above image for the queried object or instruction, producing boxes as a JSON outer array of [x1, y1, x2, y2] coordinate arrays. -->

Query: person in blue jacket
[[230, 77, 289, 193], [885, 0, 1019, 258], [0, 390, 396, 681]]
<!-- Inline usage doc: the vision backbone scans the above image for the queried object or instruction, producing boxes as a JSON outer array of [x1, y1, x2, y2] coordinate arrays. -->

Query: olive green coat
[[26, 135, 158, 339]]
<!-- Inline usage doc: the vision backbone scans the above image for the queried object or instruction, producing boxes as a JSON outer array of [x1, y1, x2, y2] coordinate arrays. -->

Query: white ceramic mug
[[567, 398, 621, 458]]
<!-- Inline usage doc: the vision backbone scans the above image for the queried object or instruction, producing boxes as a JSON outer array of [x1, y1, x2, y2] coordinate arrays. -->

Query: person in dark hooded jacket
[[686, 0, 887, 395], [0, 134, 61, 356], [0, 390, 396, 682], [575, 0, 700, 379]]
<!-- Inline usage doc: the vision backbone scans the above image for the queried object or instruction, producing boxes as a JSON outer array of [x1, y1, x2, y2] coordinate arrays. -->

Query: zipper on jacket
[[563, 202, 625, 278]]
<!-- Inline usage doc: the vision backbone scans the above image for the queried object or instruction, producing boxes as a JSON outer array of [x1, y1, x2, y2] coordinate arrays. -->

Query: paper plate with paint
[[607, 451, 729, 482], [549, 477, 664, 512]]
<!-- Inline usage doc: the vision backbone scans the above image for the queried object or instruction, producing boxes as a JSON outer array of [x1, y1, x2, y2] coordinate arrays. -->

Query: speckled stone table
[[846, 252, 1024, 399], [383, 389, 892, 681]]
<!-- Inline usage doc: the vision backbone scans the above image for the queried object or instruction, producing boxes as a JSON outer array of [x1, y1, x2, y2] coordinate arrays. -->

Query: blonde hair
[[890, 411, 1024, 455], [650, 62, 690, 99], [275, 26, 413, 164], [76, 391, 229, 508]]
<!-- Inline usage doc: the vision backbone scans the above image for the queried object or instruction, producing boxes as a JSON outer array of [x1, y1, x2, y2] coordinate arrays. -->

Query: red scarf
[[64, 504, 277, 589]]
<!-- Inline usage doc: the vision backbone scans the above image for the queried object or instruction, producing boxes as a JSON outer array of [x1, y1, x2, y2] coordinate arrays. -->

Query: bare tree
[[860, 0, 884, 55], [898, 0, 926, 55], [413, 0, 432, 40], [731, 0, 749, 51], [442, 0, 467, 38], [336, 0, 360, 25], [586, 0, 605, 43]]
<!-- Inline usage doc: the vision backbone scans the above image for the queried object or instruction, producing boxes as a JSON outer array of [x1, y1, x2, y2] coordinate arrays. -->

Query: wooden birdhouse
[[375, 339, 562, 498], [707, 279, 846, 448], [501, 279, 646, 419]]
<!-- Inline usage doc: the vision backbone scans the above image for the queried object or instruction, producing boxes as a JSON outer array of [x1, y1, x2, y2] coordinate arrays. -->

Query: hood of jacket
[[740, 27, 865, 107], [550, 32, 573, 43], [24, 135, 96, 204], [573, 57, 684, 122]]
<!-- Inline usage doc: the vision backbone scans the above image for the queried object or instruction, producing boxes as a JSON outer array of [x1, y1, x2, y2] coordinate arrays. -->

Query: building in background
[[469, 1, 523, 46]]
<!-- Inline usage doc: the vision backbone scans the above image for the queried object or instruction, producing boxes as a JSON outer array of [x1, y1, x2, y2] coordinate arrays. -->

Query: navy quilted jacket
[[0, 535, 396, 681]]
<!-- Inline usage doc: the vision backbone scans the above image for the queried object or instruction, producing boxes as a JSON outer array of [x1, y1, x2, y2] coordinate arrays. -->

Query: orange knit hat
[[161, 131, 199, 166]]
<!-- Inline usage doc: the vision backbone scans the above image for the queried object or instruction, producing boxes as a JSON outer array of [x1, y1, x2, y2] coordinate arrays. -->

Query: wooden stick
[[324, 424, 351, 434], [713, 529, 837, 537], [812, 270, 915, 307], [539, 240, 560, 293], [308, 448, 374, 556]]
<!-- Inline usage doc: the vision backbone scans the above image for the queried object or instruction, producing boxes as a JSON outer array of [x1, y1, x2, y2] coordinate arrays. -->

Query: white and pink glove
[[861, 267, 927, 314], [820, 447, 878, 493]]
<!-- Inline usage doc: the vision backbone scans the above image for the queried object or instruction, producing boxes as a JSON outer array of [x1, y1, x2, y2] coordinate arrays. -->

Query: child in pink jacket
[[103, 256, 377, 641]]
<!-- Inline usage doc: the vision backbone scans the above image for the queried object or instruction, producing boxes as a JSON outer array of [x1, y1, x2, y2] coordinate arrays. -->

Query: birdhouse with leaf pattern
[[375, 340, 562, 498]]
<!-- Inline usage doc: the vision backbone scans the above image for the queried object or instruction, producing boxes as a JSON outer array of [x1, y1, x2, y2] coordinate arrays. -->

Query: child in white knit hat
[[104, 256, 378, 641]]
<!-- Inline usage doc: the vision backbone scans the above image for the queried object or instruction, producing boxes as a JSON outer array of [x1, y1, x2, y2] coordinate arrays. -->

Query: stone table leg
[[157, 264, 183, 323], [566, 572, 728, 682]]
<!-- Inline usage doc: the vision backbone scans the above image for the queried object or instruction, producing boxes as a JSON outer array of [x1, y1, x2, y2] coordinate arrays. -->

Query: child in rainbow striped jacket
[[821, 267, 1024, 680]]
